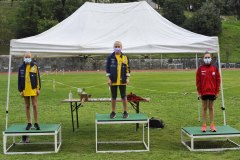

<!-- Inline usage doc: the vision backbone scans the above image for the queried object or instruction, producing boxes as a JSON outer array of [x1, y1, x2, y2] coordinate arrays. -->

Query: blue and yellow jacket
[[18, 62, 41, 92], [106, 52, 130, 84]]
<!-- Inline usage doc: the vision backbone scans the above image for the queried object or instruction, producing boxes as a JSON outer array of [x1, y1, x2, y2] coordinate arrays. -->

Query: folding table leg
[[136, 102, 140, 131], [76, 103, 79, 128], [70, 102, 75, 132]]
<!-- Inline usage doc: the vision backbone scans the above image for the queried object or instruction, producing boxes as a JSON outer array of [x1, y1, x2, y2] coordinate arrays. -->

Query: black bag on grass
[[149, 117, 165, 128]]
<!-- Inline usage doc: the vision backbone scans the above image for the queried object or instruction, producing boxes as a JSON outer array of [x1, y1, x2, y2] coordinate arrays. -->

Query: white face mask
[[203, 57, 211, 65], [24, 58, 32, 63], [114, 47, 121, 53]]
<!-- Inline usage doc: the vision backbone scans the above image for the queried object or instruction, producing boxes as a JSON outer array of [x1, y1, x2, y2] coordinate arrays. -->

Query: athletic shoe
[[34, 123, 40, 130], [123, 111, 129, 118], [25, 123, 32, 130], [201, 124, 206, 132], [210, 123, 216, 132], [110, 111, 116, 119]]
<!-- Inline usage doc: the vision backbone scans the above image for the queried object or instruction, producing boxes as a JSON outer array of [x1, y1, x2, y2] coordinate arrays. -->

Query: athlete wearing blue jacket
[[106, 41, 130, 119], [18, 53, 41, 133]]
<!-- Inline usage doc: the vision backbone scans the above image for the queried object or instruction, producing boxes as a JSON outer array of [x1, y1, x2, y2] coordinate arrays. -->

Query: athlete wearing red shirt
[[196, 52, 220, 132]]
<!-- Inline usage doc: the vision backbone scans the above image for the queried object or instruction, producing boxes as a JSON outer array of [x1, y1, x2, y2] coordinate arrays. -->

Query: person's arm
[[126, 56, 130, 84], [18, 67, 21, 92], [18, 67, 23, 96], [196, 67, 202, 97], [36, 65, 41, 96], [215, 68, 221, 97], [106, 56, 111, 85]]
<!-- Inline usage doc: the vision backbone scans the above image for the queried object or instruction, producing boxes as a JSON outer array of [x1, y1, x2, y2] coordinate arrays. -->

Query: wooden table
[[62, 98, 150, 132]]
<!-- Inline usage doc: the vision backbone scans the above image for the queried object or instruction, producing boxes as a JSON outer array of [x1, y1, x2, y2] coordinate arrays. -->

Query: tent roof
[[10, 1, 219, 56]]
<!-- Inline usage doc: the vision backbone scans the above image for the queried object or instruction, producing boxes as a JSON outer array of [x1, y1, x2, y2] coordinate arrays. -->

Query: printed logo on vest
[[123, 57, 127, 64], [201, 70, 206, 75], [31, 66, 36, 73]]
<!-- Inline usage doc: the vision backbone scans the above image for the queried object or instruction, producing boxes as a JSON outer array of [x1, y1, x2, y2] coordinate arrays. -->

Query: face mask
[[24, 58, 32, 63], [203, 57, 211, 65], [114, 48, 121, 53]]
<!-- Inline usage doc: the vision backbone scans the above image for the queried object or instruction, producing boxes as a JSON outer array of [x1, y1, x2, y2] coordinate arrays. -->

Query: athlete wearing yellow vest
[[18, 52, 41, 131], [106, 41, 130, 119]]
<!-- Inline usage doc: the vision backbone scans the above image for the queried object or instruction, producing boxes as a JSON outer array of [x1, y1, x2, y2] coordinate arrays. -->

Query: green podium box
[[3, 124, 62, 154], [181, 125, 240, 151], [95, 113, 150, 153]]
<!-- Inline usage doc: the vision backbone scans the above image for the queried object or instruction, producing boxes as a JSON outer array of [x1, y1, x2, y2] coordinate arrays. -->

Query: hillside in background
[[219, 17, 240, 62], [0, 1, 239, 62]]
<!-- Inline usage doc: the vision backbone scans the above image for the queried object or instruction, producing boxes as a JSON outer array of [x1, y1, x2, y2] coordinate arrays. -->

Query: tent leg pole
[[195, 53, 200, 122], [217, 48, 226, 126], [161, 54, 162, 69], [195, 53, 198, 69], [6, 55, 12, 130]]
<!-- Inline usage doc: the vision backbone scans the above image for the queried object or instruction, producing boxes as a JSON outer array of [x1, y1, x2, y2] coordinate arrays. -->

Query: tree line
[[1, 0, 240, 41]]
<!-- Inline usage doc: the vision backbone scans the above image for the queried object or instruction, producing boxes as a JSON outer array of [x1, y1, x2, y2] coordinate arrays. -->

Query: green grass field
[[0, 70, 240, 159]]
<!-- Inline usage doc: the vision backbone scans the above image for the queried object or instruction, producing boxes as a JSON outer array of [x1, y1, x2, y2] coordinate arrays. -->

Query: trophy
[[77, 88, 91, 101]]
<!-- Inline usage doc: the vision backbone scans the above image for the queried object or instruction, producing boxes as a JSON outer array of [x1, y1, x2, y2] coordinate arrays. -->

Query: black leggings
[[111, 85, 126, 100]]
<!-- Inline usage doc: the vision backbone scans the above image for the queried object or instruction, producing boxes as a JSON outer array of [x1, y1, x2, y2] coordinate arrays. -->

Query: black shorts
[[201, 95, 216, 101], [110, 85, 126, 100]]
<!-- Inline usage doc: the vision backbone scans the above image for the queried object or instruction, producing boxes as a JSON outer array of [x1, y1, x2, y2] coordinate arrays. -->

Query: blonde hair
[[24, 51, 32, 58], [113, 41, 122, 48]]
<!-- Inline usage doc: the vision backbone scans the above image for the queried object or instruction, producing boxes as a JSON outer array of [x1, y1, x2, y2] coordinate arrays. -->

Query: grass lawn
[[0, 70, 240, 159], [219, 18, 240, 63]]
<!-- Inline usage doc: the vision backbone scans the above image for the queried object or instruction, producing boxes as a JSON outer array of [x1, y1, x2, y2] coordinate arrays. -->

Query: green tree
[[0, 2, 17, 45], [162, 0, 186, 26], [221, 0, 234, 15], [152, 0, 165, 9], [0, 13, 12, 44], [16, 0, 40, 38], [179, 0, 205, 11], [228, 0, 240, 19], [183, 2, 221, 36], [16, 0, 86, 38], [52, 0, 85, 22]]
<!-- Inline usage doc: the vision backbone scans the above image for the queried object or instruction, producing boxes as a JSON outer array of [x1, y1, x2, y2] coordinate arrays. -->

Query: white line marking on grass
[[48, 80, 107, 89], [41, 79, 198, 95], [128, 85, 177, 93], [85, 83, 107, 89], [223, 85, 240, 90], [128, 85, 198, 95]]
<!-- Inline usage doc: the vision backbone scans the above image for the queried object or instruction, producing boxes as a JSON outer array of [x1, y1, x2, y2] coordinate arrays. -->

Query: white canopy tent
[[6, 1, 225, 129], [10, 1, 219, 55]]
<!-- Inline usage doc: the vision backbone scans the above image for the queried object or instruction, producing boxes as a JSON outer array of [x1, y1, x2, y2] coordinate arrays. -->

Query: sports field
[[0, 70, 240, 159]]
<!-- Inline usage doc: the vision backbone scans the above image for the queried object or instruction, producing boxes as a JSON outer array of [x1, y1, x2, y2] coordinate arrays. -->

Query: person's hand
[[126, 77, 130, 85], [107, 78, 112, 86], [20, 92, 24, 97], [215, 94, 219, 98], [198, 95, 201, 100], [37, 90, 40, 96]]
